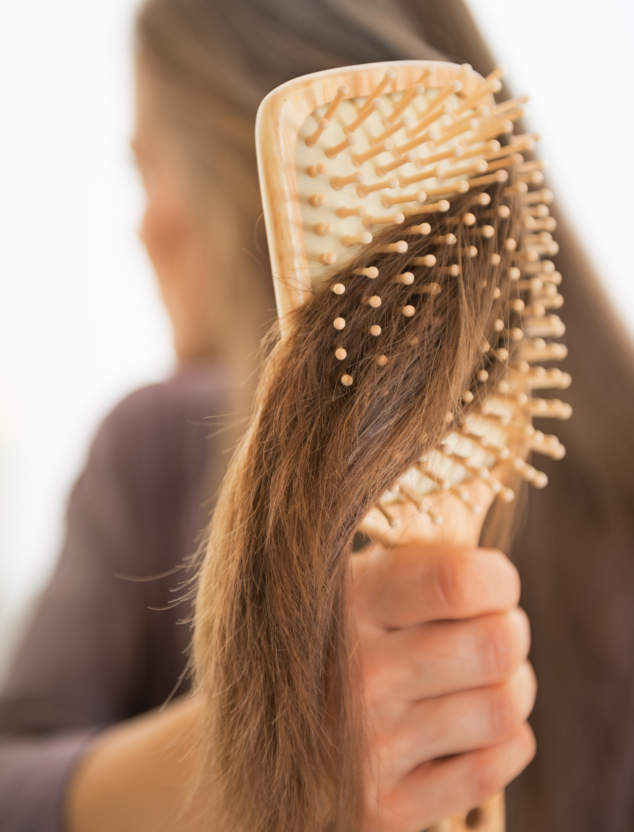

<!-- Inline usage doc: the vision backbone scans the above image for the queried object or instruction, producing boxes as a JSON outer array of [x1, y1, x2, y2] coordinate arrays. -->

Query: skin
[[132, 59, 221, 362], [66, 67, 536, 832], [353, 544, 535, 832]]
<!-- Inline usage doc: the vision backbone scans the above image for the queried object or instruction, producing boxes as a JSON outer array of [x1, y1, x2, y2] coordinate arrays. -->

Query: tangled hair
[[134, 0, 445, 409], [139, 0, 634, 828], [193, 184, 518, 831]]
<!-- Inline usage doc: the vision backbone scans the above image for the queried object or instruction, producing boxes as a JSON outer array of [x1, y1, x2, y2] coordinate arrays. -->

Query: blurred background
[[0, 0, 632, 673]]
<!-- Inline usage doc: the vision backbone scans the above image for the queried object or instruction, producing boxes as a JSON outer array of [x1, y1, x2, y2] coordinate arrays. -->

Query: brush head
[[255, 60, 569, 538]]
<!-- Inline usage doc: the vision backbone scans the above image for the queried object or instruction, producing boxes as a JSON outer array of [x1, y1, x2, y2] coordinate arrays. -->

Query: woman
[[0, 2, 534, 829], [0, 0, 630, 830]]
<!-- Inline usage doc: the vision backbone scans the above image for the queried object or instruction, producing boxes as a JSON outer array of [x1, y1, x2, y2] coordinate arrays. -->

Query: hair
[[193, 186, 520, 831], [136, 1, 634, 830], [135, 0, 445, 403]]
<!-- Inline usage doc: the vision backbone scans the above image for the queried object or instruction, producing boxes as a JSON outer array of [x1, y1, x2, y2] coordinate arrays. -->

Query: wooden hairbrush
[[255, 60, 570, 832]]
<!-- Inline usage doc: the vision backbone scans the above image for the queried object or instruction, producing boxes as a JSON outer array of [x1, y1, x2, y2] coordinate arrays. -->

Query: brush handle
[[362, 487, 510, 831], [428, 792, 504, 831]]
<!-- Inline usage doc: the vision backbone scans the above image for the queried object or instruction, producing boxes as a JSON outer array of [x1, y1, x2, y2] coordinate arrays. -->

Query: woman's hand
[[352, 543, 536, 832], [67, 543, 534, 832]]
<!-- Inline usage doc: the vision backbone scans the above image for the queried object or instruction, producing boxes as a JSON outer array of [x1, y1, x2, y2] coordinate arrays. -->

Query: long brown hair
[[135, 0, 444, 403], [193, 183, 521, 831], [399, 5, 634, 827], [137, 1, 634, 829]]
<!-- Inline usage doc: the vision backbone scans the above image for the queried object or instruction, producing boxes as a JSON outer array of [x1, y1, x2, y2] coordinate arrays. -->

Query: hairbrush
[[254, 60, 569, 832]]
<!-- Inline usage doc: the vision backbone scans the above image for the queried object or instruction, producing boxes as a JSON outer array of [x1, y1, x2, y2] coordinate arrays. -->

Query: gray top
[[0, 364, 228, 832]]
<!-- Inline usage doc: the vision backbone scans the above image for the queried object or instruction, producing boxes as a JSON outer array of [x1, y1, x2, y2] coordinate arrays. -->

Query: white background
[[0, 1, 174, 669], [0, 0, 632, 670]]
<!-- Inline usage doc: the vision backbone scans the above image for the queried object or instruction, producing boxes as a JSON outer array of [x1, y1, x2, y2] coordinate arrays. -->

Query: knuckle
[[479, 616, 519, 678], [468, 725, 537, 808], [432, 554, 473, 613], [494, 550, 521, 596], [506, 562, 522, 605], [523, 723, 537, 762], [470, 757, 505, 806], [489, 684, 521, 739]]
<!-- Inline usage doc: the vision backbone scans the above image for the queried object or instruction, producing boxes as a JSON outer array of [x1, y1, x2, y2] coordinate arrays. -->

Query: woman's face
[[131, 59, 219, 362]]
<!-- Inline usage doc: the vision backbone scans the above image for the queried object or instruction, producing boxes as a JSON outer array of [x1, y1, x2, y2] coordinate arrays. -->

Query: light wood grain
[[255, 61, 483, 330], [428, 793, 505, 832], [254, 60, 564, 832]]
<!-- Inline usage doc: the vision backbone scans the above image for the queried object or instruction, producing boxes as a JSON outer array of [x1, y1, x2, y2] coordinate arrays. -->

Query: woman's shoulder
[[88, 362, 231, 494], [105, 362, 230, 433]]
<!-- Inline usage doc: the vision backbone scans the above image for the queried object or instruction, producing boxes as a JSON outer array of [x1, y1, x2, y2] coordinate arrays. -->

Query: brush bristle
[[286, 62, 570, 530]]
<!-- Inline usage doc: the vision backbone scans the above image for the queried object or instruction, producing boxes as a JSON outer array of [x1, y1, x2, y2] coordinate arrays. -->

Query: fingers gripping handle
[[363, 483, 506, 831]]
